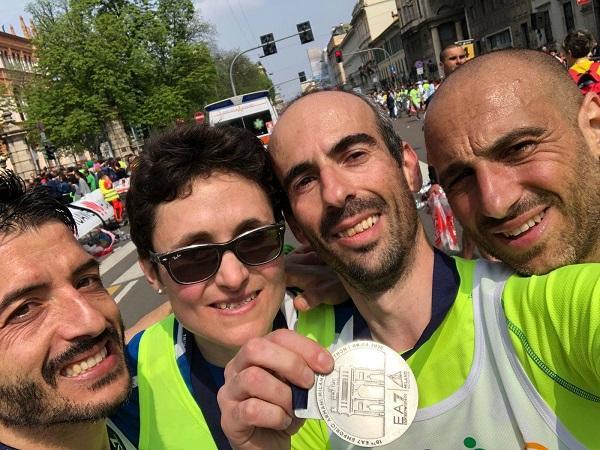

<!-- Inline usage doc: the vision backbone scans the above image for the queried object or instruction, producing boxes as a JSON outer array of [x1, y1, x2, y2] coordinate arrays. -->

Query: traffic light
[[297, 21, 314, 44], [44, 144, 56, 161], [260, 33, 277, 57], [335, 50, 343, 63], [298, 71, 307, 83]]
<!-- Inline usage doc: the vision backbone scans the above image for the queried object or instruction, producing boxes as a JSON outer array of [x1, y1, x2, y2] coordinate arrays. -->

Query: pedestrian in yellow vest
[[99, 173, 123, 222]]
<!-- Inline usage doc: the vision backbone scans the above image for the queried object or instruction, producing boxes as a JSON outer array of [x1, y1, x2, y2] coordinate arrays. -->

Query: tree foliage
[[210, 50, 274, 102], [23, 0, 275, 152], [24, 0, 217, 151]]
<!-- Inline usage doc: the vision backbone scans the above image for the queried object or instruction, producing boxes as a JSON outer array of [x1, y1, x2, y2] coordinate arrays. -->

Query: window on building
[[486, 28, 513, 50], [521, 22, 531, 48], [390, 33, 403, 53], [563, 2, 575, 32], [402, 0, 417, 23], [438, 22, 457, 49]]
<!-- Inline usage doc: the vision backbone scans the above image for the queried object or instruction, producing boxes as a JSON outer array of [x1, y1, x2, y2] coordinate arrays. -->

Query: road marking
[[100, 241, 137, 276], [114, 280, 136, 304], [107, 284, 121, 296], [419, 160, 429, 181], [113, 262, 144, 284]]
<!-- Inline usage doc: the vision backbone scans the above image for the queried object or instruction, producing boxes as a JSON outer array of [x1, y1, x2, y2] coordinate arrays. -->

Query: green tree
[[210, 49, 274, 102], [24, 0, 217, 152]]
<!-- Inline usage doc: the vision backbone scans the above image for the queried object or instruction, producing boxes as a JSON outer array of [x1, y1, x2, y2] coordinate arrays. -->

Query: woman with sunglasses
[[110, 124, 325, 449]]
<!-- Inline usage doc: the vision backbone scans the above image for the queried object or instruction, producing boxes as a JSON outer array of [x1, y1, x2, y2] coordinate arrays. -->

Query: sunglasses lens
[[236, 227, 282, 265], [169, 247, 220, 284]]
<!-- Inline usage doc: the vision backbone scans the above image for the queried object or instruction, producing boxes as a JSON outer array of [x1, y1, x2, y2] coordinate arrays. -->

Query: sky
[[1, 0, 357, 100]]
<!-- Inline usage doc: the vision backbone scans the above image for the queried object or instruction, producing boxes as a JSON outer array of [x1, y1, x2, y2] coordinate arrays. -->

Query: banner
[[113, 177, 130, 194], [68, 189, 114, 238]]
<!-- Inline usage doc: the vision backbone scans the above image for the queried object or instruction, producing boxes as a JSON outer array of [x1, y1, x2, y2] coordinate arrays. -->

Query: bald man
[[218, 88, 600, 450], [425, 48, 600, 275], [439, 43, 467, 77]]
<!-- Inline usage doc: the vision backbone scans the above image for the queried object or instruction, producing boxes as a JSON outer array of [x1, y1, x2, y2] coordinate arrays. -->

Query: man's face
[[143, 173, 285, 357], [426, 70, 600, 274], [0, 222, 130, 427], [270, 92, 422, 293], [441, 47, 467, 75]]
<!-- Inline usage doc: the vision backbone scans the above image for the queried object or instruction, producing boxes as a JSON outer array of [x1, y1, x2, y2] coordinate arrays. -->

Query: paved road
[[108, 115, 457, 328], [393, 114, 427, 163], [99, 239, 164, 329]]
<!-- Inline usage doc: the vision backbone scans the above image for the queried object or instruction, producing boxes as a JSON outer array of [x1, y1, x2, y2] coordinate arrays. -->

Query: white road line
[[100, 241, 137, 276], [113, 262, 144, 285], [114, 280, 136, 304], [419, 160, 430, 182]]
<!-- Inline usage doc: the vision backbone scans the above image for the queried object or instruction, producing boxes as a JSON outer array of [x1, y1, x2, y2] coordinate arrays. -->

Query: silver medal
[[315, 340, 418, 447]]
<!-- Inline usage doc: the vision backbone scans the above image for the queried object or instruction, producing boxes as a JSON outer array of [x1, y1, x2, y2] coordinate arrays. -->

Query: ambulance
[[205, 90, 278, 145]]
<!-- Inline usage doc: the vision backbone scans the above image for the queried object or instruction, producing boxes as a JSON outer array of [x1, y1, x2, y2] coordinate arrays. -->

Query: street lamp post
[[230, 25, 314, 96]]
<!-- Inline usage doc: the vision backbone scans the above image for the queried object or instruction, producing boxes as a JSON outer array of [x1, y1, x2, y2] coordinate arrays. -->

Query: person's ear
[[284, 211, 309, 245], [578, 92, 600, 158], [401, 142, 423, 192], [139, 258, 166, 294]]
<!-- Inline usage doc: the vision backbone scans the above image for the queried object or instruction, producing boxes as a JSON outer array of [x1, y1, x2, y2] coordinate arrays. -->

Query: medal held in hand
[[315, 341, 418, 447]]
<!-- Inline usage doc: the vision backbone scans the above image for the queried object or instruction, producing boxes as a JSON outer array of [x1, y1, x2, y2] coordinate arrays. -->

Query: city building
[[0, 20, 41, 177], [370, 18, 408, 88], [338, 0, 399, 91], [396, 0, 468, 80], [464, 0, 533, 53], [530, 0, 600, 51], [327, 23, 351, 87], [306, 46, 332, 87]]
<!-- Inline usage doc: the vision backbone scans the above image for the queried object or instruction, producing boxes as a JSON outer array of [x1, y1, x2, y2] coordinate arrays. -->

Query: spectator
[[99, 172, 123, 223]]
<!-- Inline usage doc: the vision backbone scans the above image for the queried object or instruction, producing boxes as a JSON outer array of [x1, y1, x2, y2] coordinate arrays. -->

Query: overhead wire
[[226, 0, 255, 47]]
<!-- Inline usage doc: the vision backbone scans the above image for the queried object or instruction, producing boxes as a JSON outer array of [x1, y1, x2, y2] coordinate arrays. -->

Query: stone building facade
[[396, 0, 468, 80], [337, 0, 399, 90], [370, 19, 408, 87], [0, 24, 40, 177], [464, 0, 533, 53]]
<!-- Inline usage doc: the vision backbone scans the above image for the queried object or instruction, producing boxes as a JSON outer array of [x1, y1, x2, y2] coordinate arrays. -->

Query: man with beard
[[217, 90, 600, 449], [425, 49, 600, 275], [0, 170, 133, 449]]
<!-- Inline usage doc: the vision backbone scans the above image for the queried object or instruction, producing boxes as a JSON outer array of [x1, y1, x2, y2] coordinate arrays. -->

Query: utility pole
[[230, 22, 314, 96]]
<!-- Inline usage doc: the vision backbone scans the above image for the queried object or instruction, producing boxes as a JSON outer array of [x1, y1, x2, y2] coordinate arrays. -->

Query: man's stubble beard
[[474, 137, 600, 275], [0, 321, 132, 428], [303, 190, 420, 294]]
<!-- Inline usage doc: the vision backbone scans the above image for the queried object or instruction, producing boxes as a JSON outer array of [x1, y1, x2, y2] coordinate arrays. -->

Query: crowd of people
[[369, 80, 439, 120], [0, 37, 598, 450], [26, 156, 133, 203]]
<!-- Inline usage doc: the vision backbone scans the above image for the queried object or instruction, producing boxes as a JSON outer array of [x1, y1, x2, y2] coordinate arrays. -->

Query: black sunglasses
[[149, 222, 286, 285]]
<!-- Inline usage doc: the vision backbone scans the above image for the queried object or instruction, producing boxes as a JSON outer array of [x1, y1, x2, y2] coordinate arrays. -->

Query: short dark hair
[[277, 88, 404, 165], [127, 123, 283, 259], [440, 44, 465, 62], [563, 29, 596, 58], [0, 170, 76, 235]]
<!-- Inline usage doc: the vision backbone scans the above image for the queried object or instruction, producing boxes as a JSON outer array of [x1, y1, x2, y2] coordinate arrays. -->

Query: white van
[[205, 90, 278, 145]]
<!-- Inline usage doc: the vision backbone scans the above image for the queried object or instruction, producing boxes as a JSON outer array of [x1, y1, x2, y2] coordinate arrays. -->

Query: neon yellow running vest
[[137, 314, 218, 450], [136, 313, 333, 450], [294, 259, 591, 449]]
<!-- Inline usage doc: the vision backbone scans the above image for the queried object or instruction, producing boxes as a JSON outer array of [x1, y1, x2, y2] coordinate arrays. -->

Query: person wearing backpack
[[563, 29, 600, 94]]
